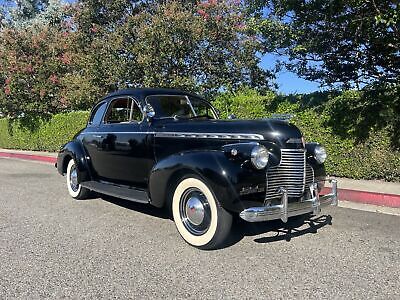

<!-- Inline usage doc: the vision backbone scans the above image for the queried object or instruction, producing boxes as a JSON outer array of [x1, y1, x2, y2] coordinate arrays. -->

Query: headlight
[[314, 145, 327, 164], [251, 145, 269, 169]]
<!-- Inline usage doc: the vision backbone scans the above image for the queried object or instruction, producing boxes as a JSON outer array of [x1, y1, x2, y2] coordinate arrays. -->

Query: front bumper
[[239, 179, 338, 223]]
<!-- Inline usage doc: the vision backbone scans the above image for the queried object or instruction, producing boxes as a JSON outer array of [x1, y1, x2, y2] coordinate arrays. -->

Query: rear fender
[[57, 141, 91, 183]]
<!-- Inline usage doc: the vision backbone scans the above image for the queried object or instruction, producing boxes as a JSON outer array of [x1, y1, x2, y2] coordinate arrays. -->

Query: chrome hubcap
[[179, 188, 211, 236], [185, 196, 205, 226], [70, 166, 79, 192]]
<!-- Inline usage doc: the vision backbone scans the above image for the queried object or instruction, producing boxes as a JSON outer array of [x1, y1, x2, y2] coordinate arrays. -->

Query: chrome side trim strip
[[155, 132, 264, 140], [80, 131, 264, 140], [81, 132, 155, 135]]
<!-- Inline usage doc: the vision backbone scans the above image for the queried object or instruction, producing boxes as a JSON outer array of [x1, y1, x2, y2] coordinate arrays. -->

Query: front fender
[[57, 141, 91, 183], [148, 150, 266, 212]]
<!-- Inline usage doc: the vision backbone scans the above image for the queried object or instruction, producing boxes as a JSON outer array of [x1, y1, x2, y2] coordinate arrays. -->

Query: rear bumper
[[239, 179, 338, 223]]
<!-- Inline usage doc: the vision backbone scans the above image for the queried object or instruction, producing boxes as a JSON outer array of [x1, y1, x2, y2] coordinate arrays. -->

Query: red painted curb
[[0, 152, 56, 164], [322, 187, 400, 208]]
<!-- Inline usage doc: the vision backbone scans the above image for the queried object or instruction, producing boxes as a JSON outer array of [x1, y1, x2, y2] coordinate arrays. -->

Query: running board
[[81, 181, 150, 204]]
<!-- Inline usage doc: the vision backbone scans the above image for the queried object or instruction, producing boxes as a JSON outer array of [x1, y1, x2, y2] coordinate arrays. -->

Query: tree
[[1, 0, 65, 29], [0, 0, 272, 119], [68, 0, 271, 103], [110, 0, 270, 96], [0, 0, 75, 119], [252, 0, 399, 88], [0, 25, 74, 119], [250, 0, 399, 146], [11, 0, 49, 23]]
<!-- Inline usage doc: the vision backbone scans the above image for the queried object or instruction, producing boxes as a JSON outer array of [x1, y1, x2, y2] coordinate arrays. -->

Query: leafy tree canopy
[[252, 0, 399, 88], [1, 0, 65, 29], [111, 1, 270, 95], [0, 0, 272, 119]]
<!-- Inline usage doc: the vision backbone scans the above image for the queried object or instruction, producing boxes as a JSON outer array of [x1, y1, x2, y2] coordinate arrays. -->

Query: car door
[[90, 96, 154, 189], [81, 100, 108, 179]]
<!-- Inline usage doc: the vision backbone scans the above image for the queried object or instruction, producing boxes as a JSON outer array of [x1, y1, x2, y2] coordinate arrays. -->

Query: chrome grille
[[265, 149, 307, 201], [305, 163, 314, 186]]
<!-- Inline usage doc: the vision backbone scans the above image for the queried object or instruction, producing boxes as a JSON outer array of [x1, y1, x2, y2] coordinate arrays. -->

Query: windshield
[[146, 95, 218, 120]]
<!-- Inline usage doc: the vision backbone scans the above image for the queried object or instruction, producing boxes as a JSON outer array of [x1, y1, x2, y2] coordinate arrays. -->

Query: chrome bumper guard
[[239, 179, 338, 223]]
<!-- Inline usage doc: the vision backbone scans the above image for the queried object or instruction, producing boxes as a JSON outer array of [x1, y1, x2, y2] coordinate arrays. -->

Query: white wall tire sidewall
[[66, 159, 82, 198], [172, 178, 218, 247]]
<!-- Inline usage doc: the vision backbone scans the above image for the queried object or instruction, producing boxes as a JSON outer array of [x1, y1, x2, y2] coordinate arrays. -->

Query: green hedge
[[0, 111, 89, 152], [278, 104, 400, 182]]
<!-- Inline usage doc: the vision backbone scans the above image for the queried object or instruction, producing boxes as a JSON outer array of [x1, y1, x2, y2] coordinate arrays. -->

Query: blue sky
[[260, 54, 320, 95], [0, 0, 321, 95], [272, 71, 320, 94]]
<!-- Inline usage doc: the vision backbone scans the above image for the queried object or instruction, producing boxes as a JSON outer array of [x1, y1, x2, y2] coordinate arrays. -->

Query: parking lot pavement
[[0, 158, 399, 299]]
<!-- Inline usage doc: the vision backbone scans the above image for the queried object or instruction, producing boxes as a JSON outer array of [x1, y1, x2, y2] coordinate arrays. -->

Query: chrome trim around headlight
[[250, 145, 269, 169], [314, 144, 327, 164]]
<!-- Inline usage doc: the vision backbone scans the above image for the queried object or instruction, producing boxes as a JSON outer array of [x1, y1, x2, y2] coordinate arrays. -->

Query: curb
[[0, 151, 57, 164], [321, 187, 400, 208], [1, 150, 399, 208]]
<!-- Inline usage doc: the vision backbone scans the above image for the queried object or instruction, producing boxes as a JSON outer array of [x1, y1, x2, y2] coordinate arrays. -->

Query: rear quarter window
[[89, 102, 107, 126]]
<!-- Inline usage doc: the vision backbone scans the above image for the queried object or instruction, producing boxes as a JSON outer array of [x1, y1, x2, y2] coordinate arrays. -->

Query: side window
[[104, 97, 143, 124], [104, 98, 132, 124], [89, 102, 107, 126]]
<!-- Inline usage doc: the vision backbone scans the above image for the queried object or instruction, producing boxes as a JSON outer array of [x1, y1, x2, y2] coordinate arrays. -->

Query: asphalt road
[[0, 158, 399, 299]]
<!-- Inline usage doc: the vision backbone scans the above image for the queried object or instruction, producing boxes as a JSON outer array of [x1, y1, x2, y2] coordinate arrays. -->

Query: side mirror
[[228, 114, 237, 120], [143, 104, 155, 121]]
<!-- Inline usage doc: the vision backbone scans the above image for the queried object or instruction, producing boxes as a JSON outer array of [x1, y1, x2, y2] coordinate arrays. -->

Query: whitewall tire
[[172, 177, 232, 249], [66, 159, 90, 200]]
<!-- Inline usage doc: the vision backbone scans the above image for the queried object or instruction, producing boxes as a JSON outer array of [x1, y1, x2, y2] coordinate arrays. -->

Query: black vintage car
[[56, 88, 337, 249]]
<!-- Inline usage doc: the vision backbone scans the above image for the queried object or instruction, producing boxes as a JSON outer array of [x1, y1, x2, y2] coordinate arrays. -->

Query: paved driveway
[[0, 158, 399, 299]]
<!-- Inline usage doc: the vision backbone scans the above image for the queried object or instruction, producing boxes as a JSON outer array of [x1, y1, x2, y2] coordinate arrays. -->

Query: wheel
[[172, 177, 232, 249], [66, 159, 90, 200]]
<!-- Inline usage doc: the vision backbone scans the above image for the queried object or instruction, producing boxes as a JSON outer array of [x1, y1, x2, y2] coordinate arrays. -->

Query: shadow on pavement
[[98, 193, 332, 248], [225, 214, 333, 248], [99, 194, 170, 220]]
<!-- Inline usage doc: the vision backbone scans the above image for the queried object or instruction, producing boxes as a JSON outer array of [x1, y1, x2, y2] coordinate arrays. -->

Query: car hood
[[154, 118, 303, 147]]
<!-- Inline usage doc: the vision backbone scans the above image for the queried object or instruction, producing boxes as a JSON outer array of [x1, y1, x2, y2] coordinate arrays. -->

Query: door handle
[[93, 135, 104, 138]]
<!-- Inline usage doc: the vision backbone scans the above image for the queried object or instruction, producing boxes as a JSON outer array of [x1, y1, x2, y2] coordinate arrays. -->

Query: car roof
[[102, 88, 203, 103]]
